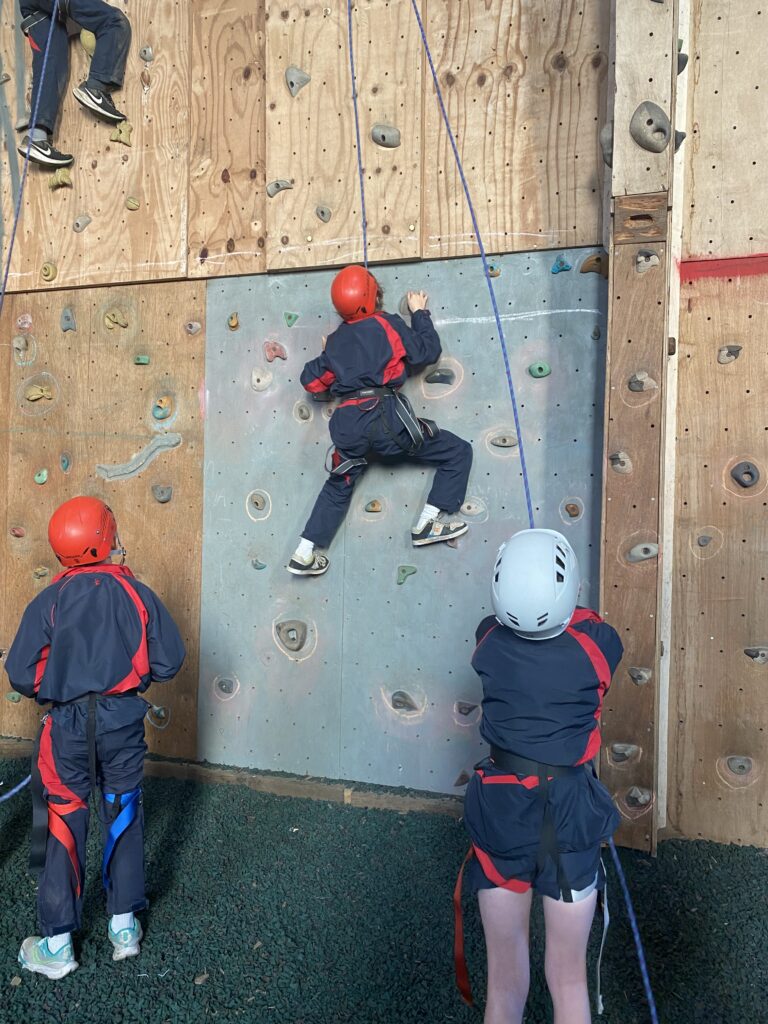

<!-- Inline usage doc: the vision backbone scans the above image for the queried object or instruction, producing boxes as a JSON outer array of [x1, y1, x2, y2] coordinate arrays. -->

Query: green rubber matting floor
[[0, 759, 765, 1024]]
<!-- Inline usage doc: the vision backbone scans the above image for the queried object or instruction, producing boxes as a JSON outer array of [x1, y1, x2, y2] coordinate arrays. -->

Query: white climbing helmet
[[491, 529, 580, 640]]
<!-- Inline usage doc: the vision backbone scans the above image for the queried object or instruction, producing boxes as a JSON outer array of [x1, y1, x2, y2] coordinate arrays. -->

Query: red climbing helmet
[[331, 265, 379, 321], [48, 496, 119, 567]]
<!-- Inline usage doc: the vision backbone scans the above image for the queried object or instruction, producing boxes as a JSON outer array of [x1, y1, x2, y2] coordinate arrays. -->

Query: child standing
[[457, 529, 623, 1024], [5, 496, 185, 978], [288, 265, 473, 577]]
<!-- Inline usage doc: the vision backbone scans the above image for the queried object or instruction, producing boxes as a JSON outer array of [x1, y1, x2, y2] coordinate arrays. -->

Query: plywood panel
[[0, 1, 189, 291], [187, 0, 267, 278], [600, 242, 668, 851], [684, 3, 768, 259], [0, 282, 205, 760], [265, 0, 421, 271], [668, 263, 768, 845], [422, 0, 610, 260]]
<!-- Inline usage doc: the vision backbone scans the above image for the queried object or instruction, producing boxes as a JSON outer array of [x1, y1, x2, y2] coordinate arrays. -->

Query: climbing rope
[[346, 0, 368, 271], [608, 838, 660, 1022], [0, 0, 61, 323], [0, 774, 31, 805]]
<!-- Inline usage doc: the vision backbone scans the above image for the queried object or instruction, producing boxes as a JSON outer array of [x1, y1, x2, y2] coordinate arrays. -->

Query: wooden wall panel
[[0, 0, 189, 291], [0, 282, 205, 760], [684, 3, 768, 259], [188, 0, 267, 278], [422, 0, 609, 260], [265, 0, 421, 271], [668, 264, 768, 845]]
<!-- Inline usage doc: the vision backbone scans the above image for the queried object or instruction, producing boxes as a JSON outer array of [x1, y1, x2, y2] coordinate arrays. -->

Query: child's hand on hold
[[407, 290, 429, 313]]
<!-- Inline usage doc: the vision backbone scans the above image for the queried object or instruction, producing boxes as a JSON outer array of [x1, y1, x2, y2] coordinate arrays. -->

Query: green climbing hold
[[5, 691, 22, 703], [134, 354, 151, 365], [34, 469, 48, 485], [528, 361, 551, 379], [397, 565, 417, 586], [284, 312, 299, 328]]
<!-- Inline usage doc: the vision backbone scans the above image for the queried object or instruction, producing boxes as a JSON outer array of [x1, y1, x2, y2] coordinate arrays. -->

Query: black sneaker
[[287, 553, 330, 576], [17, 136, 74, 167], [72, 82, 125, 123], [411, 518, 468, 546]]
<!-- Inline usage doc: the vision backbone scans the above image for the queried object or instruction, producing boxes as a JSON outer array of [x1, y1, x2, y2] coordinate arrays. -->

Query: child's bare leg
[[542, 889, 597, 1024], [478, 886, 533, 1024]]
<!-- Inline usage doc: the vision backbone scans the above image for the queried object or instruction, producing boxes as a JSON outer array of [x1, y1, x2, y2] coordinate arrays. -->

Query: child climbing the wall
[[4, 497, 185, 979], [455, 529, 623, 1024], [288, 265, 473, 576], [18, 0, 131, 167]]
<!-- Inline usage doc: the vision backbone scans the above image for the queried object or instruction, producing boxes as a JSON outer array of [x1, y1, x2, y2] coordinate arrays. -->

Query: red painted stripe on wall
[[681, 253, 768, 282]]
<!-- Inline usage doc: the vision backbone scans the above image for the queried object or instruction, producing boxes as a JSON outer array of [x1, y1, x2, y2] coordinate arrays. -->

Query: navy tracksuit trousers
[[35, 696, 147, 936], [303, 396, 473, 549], [21, 0, 131, 134]]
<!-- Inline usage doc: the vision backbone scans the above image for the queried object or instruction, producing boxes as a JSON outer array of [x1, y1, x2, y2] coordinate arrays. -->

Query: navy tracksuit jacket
[[21, 0, 131, 135], [463, 608, 624, 897], [5, 564, 185, 935], [300, 309, 473, 547]]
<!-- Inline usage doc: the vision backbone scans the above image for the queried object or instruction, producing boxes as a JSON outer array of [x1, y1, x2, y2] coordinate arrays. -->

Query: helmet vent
[[507, 613, 519, 626], [555, 545, 567, 583], [537, 614, 549, 626]]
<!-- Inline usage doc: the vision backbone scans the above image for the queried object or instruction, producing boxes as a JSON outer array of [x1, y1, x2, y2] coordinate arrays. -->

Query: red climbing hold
[[264, 340, 287, 363]]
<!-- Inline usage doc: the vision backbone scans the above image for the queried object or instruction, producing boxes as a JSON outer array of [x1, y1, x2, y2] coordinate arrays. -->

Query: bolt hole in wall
[[198, 251, 609, 791]]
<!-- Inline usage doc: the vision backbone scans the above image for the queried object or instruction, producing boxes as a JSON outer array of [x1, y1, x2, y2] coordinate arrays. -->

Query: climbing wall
[[0, 283, 205, 759], [199, 248, 609, 791]]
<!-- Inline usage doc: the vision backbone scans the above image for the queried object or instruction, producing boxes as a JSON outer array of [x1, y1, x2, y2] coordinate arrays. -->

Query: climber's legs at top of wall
[[18, 1, 72, 166]]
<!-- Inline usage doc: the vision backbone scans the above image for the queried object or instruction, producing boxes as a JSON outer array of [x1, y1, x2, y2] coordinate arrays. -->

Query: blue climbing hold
[[551, 254, 572, 274]]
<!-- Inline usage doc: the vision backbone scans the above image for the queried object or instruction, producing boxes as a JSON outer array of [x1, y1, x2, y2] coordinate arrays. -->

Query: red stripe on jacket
[[565, 612, 612, 764], [373, 314, 407, 384]]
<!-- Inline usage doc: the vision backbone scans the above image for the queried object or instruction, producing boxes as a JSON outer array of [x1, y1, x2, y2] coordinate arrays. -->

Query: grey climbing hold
[[628, 371, 658, 393], [285, 65, 311, 97], [60, 308, 76, 332], [731, 461, 760, 489], [217, 677, 235, 695], [460, 499, 485, 518], [627, 542, 658, 563], [315, 205, 332, 223], [625, 786, 652, 809], [678, 52, 688, 74], [365, 500, 382, 513], [630, 101, 672, 153], [697, 535, 712, 548], [717, 345, 742, 364], [454, 770, 471, 787], [96, 433, 182, 481], [591, 327, 601, 341], [266, 179, 293, 198], [276, 620, 308, 654], [147, 705, 169, 729], [636, 250, 660, 274], [744, 647, 768, 665], [185, 321, 202, 335], [609, 451, 633, 474], [397, 565, 417, 586], [726, 756, 752, 777], [611, 743, 640, 764], [250, 493, 266, 511], [251, 367, 273, 392], [391, 690, 418, 712], [398, 295, 412, 320], [139, 45, 154, 62], [33, 566, 50, 580], [599, 120, 614, 167], [490, 434, 518, 449], [296, 403, 311, 422], [12, 336, 28, 357], [73, 214, 91, 233], [152, 484, 173, 504], [370, 123, 401, 148], [455, 701, 478, 717], [674, 131, 686, 152], [628, 666, 652, 686], [0, 73, 10, 85], [425, 367, 456, 385]]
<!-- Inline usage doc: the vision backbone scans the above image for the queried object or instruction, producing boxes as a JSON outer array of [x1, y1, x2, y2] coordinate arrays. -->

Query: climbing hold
[[12, 336, 28, 358], [744, 647, 768, 665], [97, 433, 182, 481], [146, 705, 169, 729], [139, 44, 154, 62], [627, 542, 658, 563], [625, 786, 652, 809], [490, 434, 518, 448], [551, 254, 572, 274], [152, 395, 174, 421], [25, 384, 53, 402], [455, 701, 478, 717], [249, 493, 266, 512], [397, 565, 417, 586], [726, 757, 752, 777], [697, 534, 712, 548], [151, 485, 173, 504], [460, 499, 485, 518], [370, 123, 401, 148], [264, 341, 287, 362], [5, 692, 22, 704], [315, 205, 332, 223], [599, 120, 614, 167], [40, 262, 57, 283], [33, 566, 50, 580], [80, 29, 96, 56], [251, 558, 267, 571], [60, 452, 71, 473], [391, 690, 418, 712], [34, 469, 48, 485], [628, 371, 658, 392], [454, 770, 471, 787], [398, 295, 412, 320], [228, 312, 239, 330], [731, 461, 760, 489], [636, 249, 660, 274], [365, 500, 382, 513], [105, 308, 129, 330], [674, 131, 686, 152], [285, 65, 311, 97], [425, 367, 456, 386], [629, 101, 672, 153], [16, 313, 32, 332], [609, 451, 633, 474], [133, 354, 151, 365], [580, 251, 609, 278], [528, 361, 551, 379], [488, 263, 501, 278], [564, 503, 581, 519], [112, 123, 133, 147], [677, 51, 688, 75], [125, 196, 140, 212], [60, 308, 76, 332], [48, 167, 72, 190], [141, 69, 151, 91], [628, 666, 652, 686], [9, 527, 25, 539], [276, 620, 308, 653], [611, 743, 640, 764], [284, 312, 299, 328], [73, 214, 91, 232], [0, 73, 9, 84], [591, 327, 601, 341], [251, 367, 273, 392], [717, 345, 742, 364], [185, 321, 202, 335], [266, 179, 293, 198], [296, 403, 311, 421]]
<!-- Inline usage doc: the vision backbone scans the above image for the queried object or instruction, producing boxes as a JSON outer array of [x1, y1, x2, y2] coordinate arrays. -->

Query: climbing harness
[[102, 788, 141, 889], [0, 773, 31, 804]]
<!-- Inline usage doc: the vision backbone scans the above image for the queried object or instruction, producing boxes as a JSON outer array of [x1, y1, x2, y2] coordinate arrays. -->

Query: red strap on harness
[[453, 847, 475, 1006], [48, 798, 86, 898]]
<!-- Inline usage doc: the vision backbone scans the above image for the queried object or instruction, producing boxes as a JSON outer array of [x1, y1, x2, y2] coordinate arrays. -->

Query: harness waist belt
[[344, 386, 398, 400], [489, 746, 583, 779]]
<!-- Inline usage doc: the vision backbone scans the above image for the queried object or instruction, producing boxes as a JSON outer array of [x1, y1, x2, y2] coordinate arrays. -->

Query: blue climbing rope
[[609, 838, 660, 1023], [346, 0, 369, 270], [0, 0, 61, 323], [0, 774, 31, 805]]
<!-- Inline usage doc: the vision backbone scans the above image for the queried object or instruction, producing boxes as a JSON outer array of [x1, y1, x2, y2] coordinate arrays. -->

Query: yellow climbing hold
[[105, 307, 129, 329], [125, 196, 140, 211], [48, 167, 72, 190], [80, 29, 96, 57], [112, 122, 133, 147], [40, 262, 57, 282], [25, 384, 53, 402], [228, 312, 240, 330]]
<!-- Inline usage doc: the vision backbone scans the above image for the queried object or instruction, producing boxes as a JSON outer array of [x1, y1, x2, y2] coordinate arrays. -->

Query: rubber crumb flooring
[[0, 760, 765, 1024]]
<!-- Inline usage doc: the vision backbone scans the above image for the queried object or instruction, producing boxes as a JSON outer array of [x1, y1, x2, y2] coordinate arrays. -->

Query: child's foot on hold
[[411, 518, 468, 546], [108, 918, 143, 961], [18, 136, 74, 167], [287, 552, 330, 576], [18, 936, 78, 979], [72, 82, 126, 123]]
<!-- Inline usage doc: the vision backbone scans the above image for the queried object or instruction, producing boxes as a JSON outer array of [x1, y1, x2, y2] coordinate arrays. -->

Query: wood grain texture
[[0, 282, 205, 760], [422, 0, 610, 260], [600, 242, 668, 851], [265, 0, 421, 271], [188, 0, 267, 278], [0, 0, 189, 291], [614, 192, 669, 245], [668, 267, 768, 845]]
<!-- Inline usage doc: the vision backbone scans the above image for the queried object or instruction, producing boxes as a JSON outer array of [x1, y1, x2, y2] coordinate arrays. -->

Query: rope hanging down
[[346, 0, 368, 271], [0, 774, 31, 805]]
